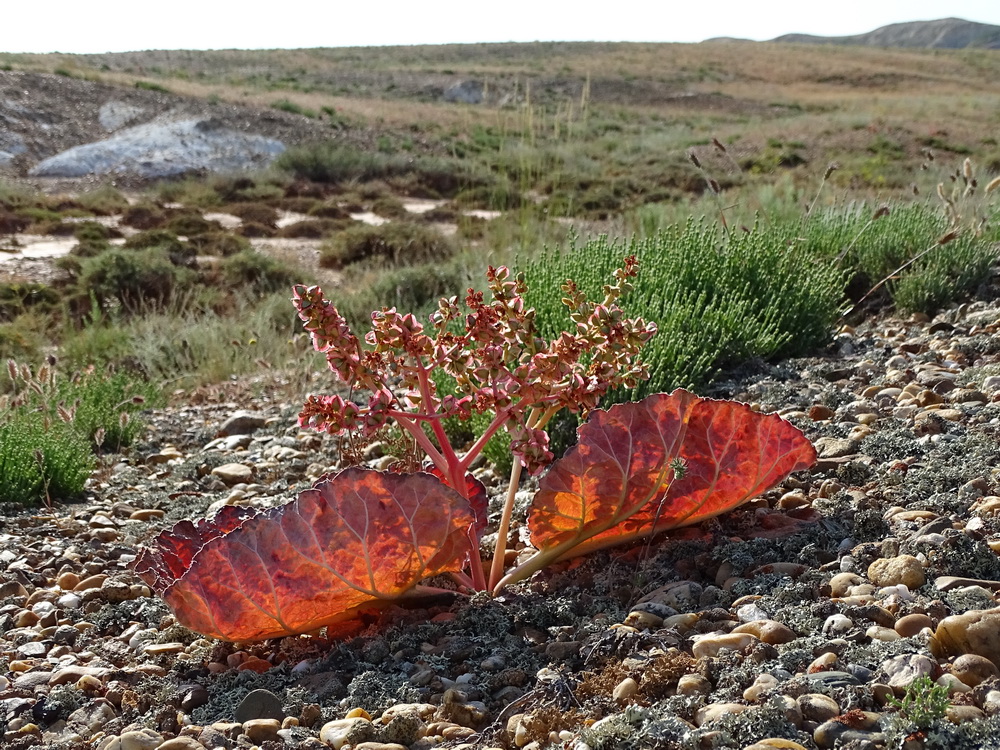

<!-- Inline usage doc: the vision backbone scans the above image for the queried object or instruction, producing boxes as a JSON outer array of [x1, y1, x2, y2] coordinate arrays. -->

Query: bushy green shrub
[[220, 250, 298, 295], [224, 202, 279, 227], [802, 202, 998, 314], [186, 231, 251, 257], [0, 361, 162, 505], [80, 248, 192, 313], [320, 222, 455, 269], [0, 413, 92, 506], [337, 259, 470, 330], [524, 220, 846, 402]]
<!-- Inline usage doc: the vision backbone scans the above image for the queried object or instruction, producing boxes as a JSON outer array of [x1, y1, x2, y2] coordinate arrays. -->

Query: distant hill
[[772, 17, 1000, 49]]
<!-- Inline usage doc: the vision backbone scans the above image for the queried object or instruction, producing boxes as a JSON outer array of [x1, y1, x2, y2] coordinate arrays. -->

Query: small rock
[[235, 688, 284, 723], [613, 677, 639, 703], [695, 703, 751, 726], [883, 653, 936, 693], [676, 674, 712, 695], [109, 728, 163, 750], [743, 673, 779, 701], [211, 463, 254, 485], [692, 632, 757, 658], [895, 613, 934, 637], [319, 717, 374, 749], [932, 608, 1000, 669], [153, 738, 205, 750], [797, 693, 840, 723], [218, 410, 268, 436], [243, 718, 281, 744], [951, 653, 1000, 687], [946, 705, 986, 724], [732, 620, 796, 645], [867, 555, 925, 589]]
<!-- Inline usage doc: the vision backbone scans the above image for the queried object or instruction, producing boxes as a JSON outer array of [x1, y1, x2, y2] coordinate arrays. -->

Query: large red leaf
[[133, 468, 476, 641], [527, 389, 816, 560]]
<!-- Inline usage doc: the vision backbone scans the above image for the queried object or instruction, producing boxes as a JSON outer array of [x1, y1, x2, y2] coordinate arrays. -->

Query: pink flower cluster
[[291, 259, 656, 477]]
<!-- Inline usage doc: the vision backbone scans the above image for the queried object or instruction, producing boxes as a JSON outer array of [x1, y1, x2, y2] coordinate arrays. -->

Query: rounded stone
[[867, 555, 925, 589], [211, 462, 254, 485], [692, 632, 757, 659], [951, 653, 1000, 687], [113, 728, 163, 750], [932, 608, 1000, 669], [894, 613, 934, 637], [676, 674, 712, 695], [732, 620, 797, 645], [243, 718, 281, 744], [797, 693, 840, 723], [319, 717, 374, 749], [694, 702, 750, 726], [613, 677, 639, 703], [154, 738, 206, 750], [883, 653, 936, 693], [235, 688, 284, 723], [743, 673, 779, 701]]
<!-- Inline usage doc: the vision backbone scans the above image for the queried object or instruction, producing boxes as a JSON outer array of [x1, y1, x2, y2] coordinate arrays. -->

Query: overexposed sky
[[4, 1, 1000, 54]]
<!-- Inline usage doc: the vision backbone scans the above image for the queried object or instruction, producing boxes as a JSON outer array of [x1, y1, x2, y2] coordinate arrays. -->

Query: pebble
[[950, 653, 1000, 686], [319, 718, 374, 749], [694, 702, 751, 726], [867, 554, 925, 589], [210, 462, 254, 485], [797, 693, 839, 723], [882, 653, 936, 692], [932, 608, 1000, 668], [676, 674, 712, 695], [153, 738, 204, 750], [235, 688, 284, 722], [894, 613, 933, 637], [105, 728, 163, 750], [612, 677, 639, 703], [732, 619, 797, 644], [691, 632, 757, 658], [243, 718, 281, 743]]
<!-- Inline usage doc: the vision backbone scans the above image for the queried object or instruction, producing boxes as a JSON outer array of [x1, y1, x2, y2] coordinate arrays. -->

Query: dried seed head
[[688, 151, 701, 169], [873, 205, 891, 220], [712, 137, 727, 153], [963, 158, 974, 181], [986, 176, 1000, 194], [824, 162, 840, 180], [6, 359, 16, 382], [936, 183, 947, 202], [708, 178, 721, 194], [938, 229, 960, 245]]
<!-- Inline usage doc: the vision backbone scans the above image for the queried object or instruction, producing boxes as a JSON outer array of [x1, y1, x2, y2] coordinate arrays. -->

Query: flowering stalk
[[292, 258, 657, 592]]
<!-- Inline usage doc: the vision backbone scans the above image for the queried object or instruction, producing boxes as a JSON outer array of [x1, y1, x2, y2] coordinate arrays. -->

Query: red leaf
[[527, 390, 816, 559], [421, 464, 489, 538], [133, 468, 475, 641]]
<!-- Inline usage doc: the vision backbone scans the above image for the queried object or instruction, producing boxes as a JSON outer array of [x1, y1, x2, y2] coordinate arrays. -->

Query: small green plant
[[135, 80, 171, 94], [887, 676, 951, 730], [0, 359, 161, 506]]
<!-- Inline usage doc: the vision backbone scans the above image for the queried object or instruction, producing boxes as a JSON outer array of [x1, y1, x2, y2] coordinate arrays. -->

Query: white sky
[[3, 1, 1000, 54]]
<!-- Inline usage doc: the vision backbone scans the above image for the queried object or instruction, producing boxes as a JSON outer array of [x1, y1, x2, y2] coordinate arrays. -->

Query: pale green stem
[[486, 403, 562, 591]]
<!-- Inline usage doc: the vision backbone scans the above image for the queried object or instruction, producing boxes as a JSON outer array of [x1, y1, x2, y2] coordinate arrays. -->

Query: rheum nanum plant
[[134, 260, 816, 642]]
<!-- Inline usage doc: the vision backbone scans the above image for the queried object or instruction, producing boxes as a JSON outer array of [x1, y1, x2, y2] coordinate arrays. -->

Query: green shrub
[[0, 283, 60, 322], [123, 228, 186, 256], [166, 213, 221, 237], [272, 99, 318, 118], [0, 362, 162, 505], [75, 186, 130, 215], [187, 231, 250, 257], [319, 222, 455, 269], [220, 250, 298, 295], [0, 413, 92, 506], [336, 259, 470, 330], [135, 80, 171, 93], [523, 220, 846, 401], [224, 202, 279, 227], [803, 202, 998, 314], [276, 218, 348, 238], [121, 204, 167, 230], [80, 248, 192, 314]]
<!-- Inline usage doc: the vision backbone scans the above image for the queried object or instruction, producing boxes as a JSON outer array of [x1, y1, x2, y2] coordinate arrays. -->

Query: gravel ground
[[6, 297, 1000, 750]]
